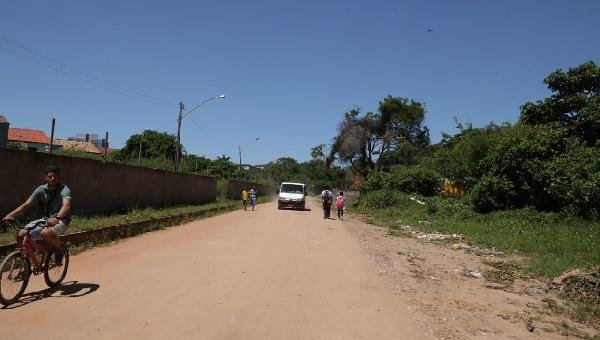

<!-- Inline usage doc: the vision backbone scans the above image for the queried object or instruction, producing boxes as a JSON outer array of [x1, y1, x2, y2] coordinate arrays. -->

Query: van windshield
[[281, 184, 304, 194]]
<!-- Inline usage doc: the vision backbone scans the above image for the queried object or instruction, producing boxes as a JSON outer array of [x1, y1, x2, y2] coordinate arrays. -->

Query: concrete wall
[[0, 148, 217, 216], [227, 179, 277, 199]]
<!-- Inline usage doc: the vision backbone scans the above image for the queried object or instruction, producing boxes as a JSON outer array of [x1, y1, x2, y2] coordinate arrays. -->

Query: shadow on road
[[1, 280, 100, 310], [279, 207, 312, 211]]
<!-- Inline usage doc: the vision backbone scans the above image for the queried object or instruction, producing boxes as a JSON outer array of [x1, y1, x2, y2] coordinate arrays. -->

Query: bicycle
[[0, 219, 70, 306]]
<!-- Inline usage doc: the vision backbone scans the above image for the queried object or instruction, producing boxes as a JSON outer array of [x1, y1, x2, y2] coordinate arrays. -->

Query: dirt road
[[1, 199, 594, 339], [1, 199, 432, 339]]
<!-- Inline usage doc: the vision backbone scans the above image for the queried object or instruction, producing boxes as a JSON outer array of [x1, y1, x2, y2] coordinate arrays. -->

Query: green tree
[[303, 159, 348, 192], [425, 121, 511, 188], [378, 95, 430, 161], [117, 130, 179, 164], [520, 61, 600, 146], [181, 154, 212, 175], [310, 144, 326, 161], [471, 124, 568, 211], [264, 157, 303, 184], [328, 96, 430, 177], [209, 154, 237, 178]]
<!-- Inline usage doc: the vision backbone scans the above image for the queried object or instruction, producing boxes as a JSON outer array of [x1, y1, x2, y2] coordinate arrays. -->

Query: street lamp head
[[218, 95, 226, 99]]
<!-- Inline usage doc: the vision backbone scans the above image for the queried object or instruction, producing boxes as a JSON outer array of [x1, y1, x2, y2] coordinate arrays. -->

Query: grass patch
[[355, 190, 600, 277], [572, 302, 600, 325], [0, 196, 274, 246], [355, 189, 600, 329]]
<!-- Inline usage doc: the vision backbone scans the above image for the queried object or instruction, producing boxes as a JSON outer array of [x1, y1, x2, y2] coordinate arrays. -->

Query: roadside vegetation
[[326, 61, 600, 327], [356, 190, 600, 276], [325, 61, 600, 274], [0, 196, 273, 247]]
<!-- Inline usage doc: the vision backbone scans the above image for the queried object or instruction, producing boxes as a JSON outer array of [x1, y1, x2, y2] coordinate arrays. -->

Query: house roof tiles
[[8, 128, 50, 144], [54, 139, 102, 154]]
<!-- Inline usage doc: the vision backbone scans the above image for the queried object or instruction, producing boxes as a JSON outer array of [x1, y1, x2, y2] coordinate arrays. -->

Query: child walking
[[241, 189, 249, 211], [336, 192, 345, 219]]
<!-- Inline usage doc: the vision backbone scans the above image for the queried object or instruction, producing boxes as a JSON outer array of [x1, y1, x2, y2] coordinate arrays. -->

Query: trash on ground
[[409, 197, 426, 205]]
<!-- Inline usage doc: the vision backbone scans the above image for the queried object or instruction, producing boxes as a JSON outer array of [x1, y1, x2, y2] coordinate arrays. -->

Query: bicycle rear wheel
[[44, 243, 69, 287], [0, 251, 31, 305]]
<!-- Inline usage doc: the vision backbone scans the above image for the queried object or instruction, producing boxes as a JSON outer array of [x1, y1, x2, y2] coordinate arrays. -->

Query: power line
[[0, 35, 175, 107]]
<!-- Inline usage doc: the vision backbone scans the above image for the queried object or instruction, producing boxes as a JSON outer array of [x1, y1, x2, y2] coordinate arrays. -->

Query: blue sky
[[1, 1, 599, 164]]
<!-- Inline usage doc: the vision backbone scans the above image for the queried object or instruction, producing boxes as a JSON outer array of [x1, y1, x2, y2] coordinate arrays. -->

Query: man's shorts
[[24, 218, 68, 240], [250, 198, 257, 205]]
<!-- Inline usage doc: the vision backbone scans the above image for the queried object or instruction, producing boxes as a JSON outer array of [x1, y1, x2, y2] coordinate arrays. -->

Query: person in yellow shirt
[[241, 189, 250, 211]]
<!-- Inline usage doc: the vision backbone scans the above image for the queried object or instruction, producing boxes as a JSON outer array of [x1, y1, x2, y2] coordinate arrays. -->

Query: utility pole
[[238, 144, 243, 179], [49, 118, 55, 154], [103, 131, 109, 161], [137, 139, 142, 166], [175, 102, 184, 172]]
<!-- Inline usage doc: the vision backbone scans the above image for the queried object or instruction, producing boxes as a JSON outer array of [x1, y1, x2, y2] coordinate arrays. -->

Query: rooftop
[[54, 139, 102, 154], [8, 128, 50, 144]]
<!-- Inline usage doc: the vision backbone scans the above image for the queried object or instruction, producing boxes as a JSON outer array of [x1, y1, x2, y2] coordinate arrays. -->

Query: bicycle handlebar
[[2, 217, 22, 225], [2, 218, 50, 231]]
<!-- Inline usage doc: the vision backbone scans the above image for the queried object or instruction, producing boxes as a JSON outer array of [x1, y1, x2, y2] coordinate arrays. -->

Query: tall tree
[[328, 96, 430, 176], [264, 157, 302, 184], [117, 130, 179, 162], [520, 61, 600, 146], [310, 144, 326, 161], [210, 154, 237, 178]]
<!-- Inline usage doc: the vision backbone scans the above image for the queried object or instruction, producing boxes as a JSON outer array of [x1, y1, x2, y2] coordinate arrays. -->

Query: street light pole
[[175, 95, 225, 172]]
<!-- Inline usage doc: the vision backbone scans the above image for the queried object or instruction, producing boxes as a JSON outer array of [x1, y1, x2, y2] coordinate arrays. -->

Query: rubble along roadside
[[385, 220, 600, 334]]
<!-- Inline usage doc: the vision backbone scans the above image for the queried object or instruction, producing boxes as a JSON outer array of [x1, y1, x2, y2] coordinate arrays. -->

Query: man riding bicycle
[[2, 165, 71, 265]]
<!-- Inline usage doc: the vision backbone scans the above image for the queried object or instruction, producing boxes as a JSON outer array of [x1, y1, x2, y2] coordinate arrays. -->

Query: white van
[[278, 182, 307, 210]]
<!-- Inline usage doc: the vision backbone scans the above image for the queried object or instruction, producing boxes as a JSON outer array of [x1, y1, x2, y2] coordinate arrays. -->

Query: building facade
[[7, 128, 51, 152]]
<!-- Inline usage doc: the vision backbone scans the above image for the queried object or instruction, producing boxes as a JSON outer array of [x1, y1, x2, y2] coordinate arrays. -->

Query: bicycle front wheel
[[44, 244, 69, 287], [0, 251, 30, 305]]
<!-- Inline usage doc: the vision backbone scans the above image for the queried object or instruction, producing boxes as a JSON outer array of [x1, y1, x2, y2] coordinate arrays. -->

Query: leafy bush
[[424, 196, 474, 218], [358, 189, 414, 209], [7, 141, 27, 150], [543, 143, 600, 218], [361, 168, 442, 196], [425, 122, 510, 188], [385, 167, 442, 196], [360, 171, 386, 193], [468, 175, 517, 213], [472, 124, 567, 211]]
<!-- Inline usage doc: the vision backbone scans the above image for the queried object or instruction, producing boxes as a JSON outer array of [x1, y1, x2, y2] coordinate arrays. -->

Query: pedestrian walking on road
[[249, 187, 257, 211], [241, 189, 249, 211], [322, 190, 332, 219], [336, 192, 345, 220]]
